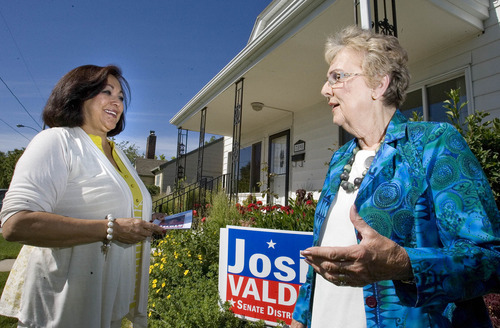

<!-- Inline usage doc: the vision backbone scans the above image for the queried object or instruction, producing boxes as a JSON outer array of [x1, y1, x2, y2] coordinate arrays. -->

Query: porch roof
[[169, 0, 489, 136]]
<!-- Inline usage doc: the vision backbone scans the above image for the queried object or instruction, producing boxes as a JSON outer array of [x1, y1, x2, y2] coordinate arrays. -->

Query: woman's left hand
[[112, 218, 166, 244], [301, 205, 413, 287]]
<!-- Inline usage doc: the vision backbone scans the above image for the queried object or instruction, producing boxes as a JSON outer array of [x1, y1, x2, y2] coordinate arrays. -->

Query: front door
[[268, 130, 290, 205]]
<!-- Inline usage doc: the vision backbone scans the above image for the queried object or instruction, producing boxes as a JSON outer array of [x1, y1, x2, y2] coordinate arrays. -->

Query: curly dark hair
[[42, 65, 130, 137]]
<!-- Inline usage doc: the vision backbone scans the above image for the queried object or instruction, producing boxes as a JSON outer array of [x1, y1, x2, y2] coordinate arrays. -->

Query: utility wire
[[0, 118, 30, 141], [0, 75, 43, 130], [0, 8, 46, 104]]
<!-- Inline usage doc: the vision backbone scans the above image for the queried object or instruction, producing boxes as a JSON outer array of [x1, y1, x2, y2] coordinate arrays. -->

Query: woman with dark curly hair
[[0, 65, 165, 327]]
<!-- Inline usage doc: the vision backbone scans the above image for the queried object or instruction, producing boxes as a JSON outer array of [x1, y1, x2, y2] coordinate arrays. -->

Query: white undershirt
[[311, 150, 375, 328]]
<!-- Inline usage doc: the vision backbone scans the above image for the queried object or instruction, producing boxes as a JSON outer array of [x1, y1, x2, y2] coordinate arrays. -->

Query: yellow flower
[[152, 303, 155, 308], [162, 282, 166, 288], [184, 269, 189, 276], [152, 279, 158, 284], [160, 264, 164, 270], [148, 312, 151, 317], [178, 263, 183, 267], [167, 294, 171, 299], [156, 288, 161, 294], [174, 251, 179, 259], [198, 254, 203, 260]]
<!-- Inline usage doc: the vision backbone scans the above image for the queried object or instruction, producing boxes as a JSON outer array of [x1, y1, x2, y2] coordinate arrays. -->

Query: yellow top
[[89, 134, 143, 309]]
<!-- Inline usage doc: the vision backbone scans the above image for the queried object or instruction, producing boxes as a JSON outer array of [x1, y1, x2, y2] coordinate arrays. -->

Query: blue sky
[[0, 0, 271, 158]]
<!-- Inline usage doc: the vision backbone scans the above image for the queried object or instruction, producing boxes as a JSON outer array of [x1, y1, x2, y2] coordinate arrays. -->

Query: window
[[401, 76, 468, 123], [228, 142, 262, 193], [339, 75, 469, 146]]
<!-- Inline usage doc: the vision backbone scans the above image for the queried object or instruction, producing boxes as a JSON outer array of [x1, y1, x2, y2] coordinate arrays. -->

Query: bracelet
[[106, 214, 115, 241], [101, 214, 115, 258]]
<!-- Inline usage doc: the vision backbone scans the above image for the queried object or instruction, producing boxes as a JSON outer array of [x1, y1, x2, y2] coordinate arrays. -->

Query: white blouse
[[311, 150, 375, 328], [0, 127, 152, 328]]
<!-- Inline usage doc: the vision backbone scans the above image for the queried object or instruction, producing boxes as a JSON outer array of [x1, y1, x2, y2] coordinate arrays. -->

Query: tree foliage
[[0, 149, 24, 188], [111, 138, 141, 165]]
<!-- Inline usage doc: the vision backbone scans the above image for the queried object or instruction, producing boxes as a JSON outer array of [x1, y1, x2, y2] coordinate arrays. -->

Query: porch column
[[229, 78, 244, 202], [175, 127, 188, 186], [373, 0, 397, 36], [197, 107, 207, 183], [355, 0, 372, 30], [354, 0, 398, 36]]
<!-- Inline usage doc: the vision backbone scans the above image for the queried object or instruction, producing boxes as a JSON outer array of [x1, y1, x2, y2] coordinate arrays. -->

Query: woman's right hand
[[2, 211, 165, 247], [112, 218, 165, 244], [290, 319, 306, 328]]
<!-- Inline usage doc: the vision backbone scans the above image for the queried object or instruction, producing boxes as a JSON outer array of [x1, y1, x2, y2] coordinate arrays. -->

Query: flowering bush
[[236, 189, 316, 231], [148, 190, 316, 327]]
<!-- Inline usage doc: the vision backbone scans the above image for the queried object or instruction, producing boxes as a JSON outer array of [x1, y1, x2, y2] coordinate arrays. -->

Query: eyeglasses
[[326, 71, 363, 87]]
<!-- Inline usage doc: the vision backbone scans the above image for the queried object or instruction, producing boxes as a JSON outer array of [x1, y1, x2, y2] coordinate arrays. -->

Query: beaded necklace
[[340, 141, 381, 193]]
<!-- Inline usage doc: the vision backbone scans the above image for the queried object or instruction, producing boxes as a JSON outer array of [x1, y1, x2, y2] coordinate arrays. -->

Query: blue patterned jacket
[[292, 111, 500, 327]]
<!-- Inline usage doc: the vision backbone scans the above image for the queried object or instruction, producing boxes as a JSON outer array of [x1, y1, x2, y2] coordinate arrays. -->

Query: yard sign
[[219, 225, 313, 326]]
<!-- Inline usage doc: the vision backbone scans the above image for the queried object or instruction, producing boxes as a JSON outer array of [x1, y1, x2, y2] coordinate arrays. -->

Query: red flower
[[306, 200, 313, 205], [247, 203, 259, 210], [201, 217, 206, 223], [256, 200, 263, 206], [193, 210, 198, 217]]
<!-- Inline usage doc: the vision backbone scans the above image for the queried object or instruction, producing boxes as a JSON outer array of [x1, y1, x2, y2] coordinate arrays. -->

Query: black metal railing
[[152, 174, 229, 215]]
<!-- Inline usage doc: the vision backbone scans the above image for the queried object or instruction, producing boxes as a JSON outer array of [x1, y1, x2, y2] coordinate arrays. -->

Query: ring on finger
[[338, 273, 347, 286], [338, 261, 345, 274]]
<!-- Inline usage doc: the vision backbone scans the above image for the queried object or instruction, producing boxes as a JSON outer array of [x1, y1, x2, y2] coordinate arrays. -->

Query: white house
[[152, 137, 224, 194], [170, 0, 500, 205]]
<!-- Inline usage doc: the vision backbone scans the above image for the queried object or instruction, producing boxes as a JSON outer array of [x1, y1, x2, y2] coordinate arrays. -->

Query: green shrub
[[148, 192, 266, 328], [236, 189, 316, 232], [148, 190, 315, 327], [146, 184, 161, 197]]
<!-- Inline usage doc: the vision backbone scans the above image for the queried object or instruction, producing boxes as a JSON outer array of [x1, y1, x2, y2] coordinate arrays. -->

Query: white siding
[[410, 2, 500, 119], [156, 139, 224, 194], [222, 101, 338, 199], [290, 101, 338, 194]]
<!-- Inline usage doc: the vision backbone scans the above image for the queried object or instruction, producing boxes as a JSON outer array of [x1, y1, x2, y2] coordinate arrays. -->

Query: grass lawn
[[0, 234, 21, 327], [0, 235, 22, 261]]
